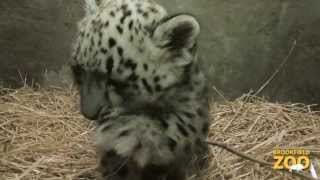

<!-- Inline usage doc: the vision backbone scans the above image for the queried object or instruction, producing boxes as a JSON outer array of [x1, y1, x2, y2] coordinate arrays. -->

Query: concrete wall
[[158, 0, 320, 104], [0, 0, 82, 87], [0, 0, 320, 104]]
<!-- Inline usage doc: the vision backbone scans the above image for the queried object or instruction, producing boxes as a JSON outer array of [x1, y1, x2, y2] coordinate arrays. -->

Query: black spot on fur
[[91, 19, 98, 26], [134, 27, 139, 35], [117, 68, 123, 74], [117, 164, 129, 178], [137, 8, 144, 14], [104, 21, 109, 27], [99, 151, 113, 171], [142, 78, 153, 94], [120, 10, 132, 24], [104, 90, 110, 100], [174, 113, 185, 124], [106, 56, 114, 75], [188, 124, 197, 133], [184, 144, 191, 153], [110, 11, 115, 17], [143, 12, 149, 18], [119, 58, 124, 65], [108, 79, 130, 96], [189, 85, 194, 92], [75, 44, 81, 55], [135, 142, 142, 150], [80, 31, 85, 37], [116, 25, 123, 34], [97, 59, 102, 67], [124, 59, 137, 70], [176, 123, 189, 137], [109, 38, 116, 48], [183, 111, 196, 119], [155, 85, 162, 92], [138, 47, 144, 53], [178, 97, 190, 103], [151, 131, 157, 137], [159, 118, 169, 129], [139, 37, 144, 43], [202, 122, 209, 135], [83, 47, 87, 57], [127, 73, 139, 81], [90, 36, 95, 46], [105, 150, 117, 157], [197, 108, 206, 117], [71, 65, 83, 84], [142, 64, 148, 71], [125, 103, 170, 129], [118, 130, 130, 137], [129, 35, 134, 42], [117, 47, 123, 57], [132, 84, 139, 89], [100, 48, 108, 54], [120, 4, 128, 10], [93, 51, 98, 58], [141, 165, 168, 180], [149, 7, 158, 13], [120, 16, 126, 24], [196, 138, 202, 146], [101, 124, 113, 132], [100, 150, 128, 177], [153, 76, 160, 82], [128, 20, 133, 30], [98, 31, 103, 38], [167, 137, 177, 152]]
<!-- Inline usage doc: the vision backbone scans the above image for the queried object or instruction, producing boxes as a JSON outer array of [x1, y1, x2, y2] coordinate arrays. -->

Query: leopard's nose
[[79, 82, 108, 120]]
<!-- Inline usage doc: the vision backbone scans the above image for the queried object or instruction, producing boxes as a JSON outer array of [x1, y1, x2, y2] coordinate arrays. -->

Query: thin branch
[[254, 40, 297, 96]]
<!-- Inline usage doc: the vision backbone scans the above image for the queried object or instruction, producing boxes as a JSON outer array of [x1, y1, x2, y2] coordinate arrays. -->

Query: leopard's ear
[[153, 14, 200, 51]]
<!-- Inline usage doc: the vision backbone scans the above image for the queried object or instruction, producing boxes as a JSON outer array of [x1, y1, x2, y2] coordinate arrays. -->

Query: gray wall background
[[0, 0, 320, 104], [0, 0, 81, 87]]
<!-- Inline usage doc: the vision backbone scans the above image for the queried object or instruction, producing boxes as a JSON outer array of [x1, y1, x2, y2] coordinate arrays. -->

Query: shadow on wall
[[0, 0, 320, 104]]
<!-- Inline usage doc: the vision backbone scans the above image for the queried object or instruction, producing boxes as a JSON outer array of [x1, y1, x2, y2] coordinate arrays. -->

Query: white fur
[[84, 0, 98, 16], [95, 116, 175, 168]]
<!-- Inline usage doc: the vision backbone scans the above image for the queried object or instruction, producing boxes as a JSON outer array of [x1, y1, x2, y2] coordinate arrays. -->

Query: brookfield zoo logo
[[273, 148, 310, 172]]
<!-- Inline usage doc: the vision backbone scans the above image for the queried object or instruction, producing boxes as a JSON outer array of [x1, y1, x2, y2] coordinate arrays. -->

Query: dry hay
[[0, 87, 96, 180], [0, 86, 319, 180], [205, 95, 320, 180]]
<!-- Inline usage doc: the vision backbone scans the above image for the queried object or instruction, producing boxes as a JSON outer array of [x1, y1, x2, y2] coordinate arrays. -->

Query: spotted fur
[[70, 0, 209, 179]]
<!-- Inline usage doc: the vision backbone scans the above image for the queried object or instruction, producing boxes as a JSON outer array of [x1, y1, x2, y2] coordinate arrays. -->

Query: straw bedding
[[0, 86, 319, 180]]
